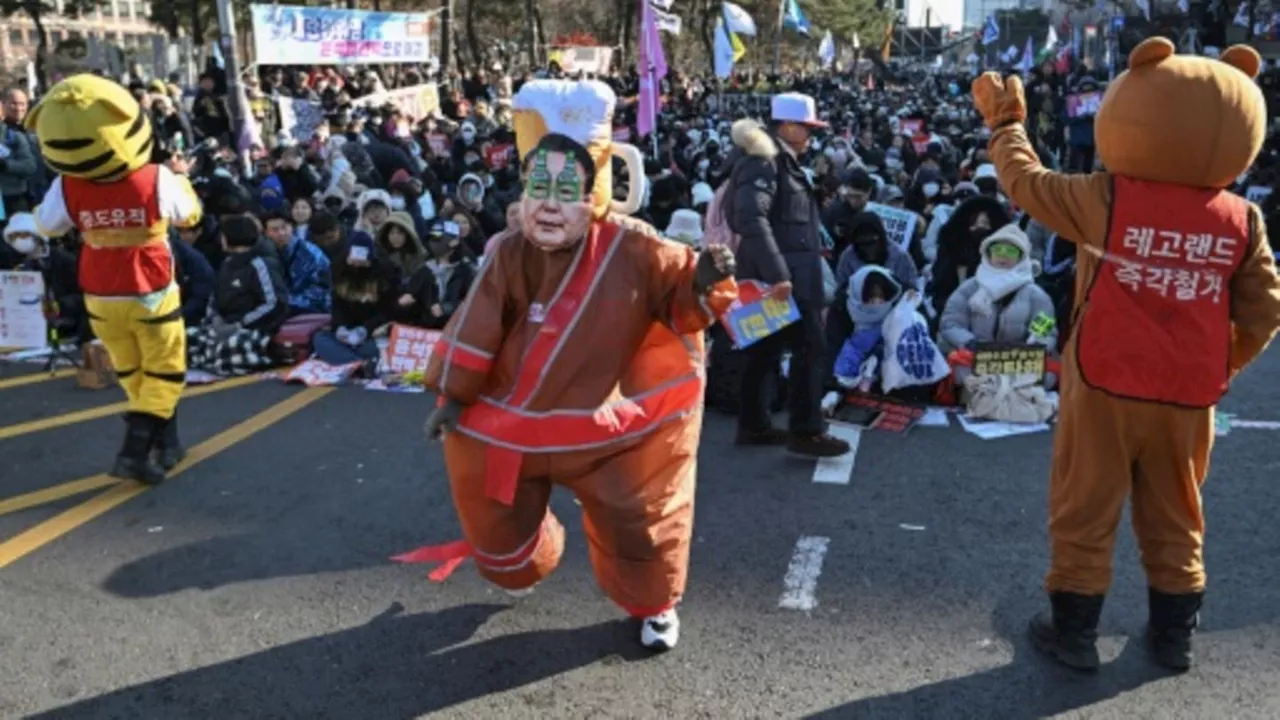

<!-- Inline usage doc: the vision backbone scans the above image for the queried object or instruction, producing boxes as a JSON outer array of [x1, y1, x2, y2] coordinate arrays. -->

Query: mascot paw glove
[[694, 245, 736, 294], [971, 72, 1027, 131], [424, 398, 464, 440]]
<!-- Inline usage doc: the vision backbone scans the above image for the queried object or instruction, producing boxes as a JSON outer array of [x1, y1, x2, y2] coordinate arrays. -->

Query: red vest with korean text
[[62, 164, 171, 297], [1076, 176, 1251, 408]]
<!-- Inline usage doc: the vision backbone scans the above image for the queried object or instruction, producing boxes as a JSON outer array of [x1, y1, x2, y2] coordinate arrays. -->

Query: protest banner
[[0, 271, 47, 349], [483, 142, 516, 170], [278, 96, 327, 143], [1246, 185, 1273, 204], [865, 202, 919, 252], [386, 324, 441, 374], [836, 393, 925, 434], [351, 83, 440, 120], [1066, 91, 1102, 119], [972, 343, 1047, 380], [719, 280, 800, 350], [250, 5, 433, 65], [282, 358, 364, 386]]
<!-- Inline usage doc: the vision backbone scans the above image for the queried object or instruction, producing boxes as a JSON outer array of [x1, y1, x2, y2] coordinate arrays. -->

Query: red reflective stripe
[[506, 222, 619, 408], [434, 337, 494, 374], [466, 374, 702, 450], [471, 375, 702, 506]]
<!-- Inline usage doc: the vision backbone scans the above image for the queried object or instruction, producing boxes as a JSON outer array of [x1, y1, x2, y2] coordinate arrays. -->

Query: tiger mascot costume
[[27, 74, 203, 485]]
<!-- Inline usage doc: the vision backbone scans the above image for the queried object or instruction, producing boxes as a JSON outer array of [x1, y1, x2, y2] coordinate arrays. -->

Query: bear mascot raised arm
[[972, 38, 1280, 673], [27, 74, 203, 486]]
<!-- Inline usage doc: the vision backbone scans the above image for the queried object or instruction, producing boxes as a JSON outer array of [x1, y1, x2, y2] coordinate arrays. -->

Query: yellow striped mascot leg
[[26, 75, 203, 485]]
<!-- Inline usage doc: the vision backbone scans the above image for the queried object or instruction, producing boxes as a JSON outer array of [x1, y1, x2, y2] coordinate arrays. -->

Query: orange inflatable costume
[[973, 39, 1280, 672], [394, 80, 737, 651]]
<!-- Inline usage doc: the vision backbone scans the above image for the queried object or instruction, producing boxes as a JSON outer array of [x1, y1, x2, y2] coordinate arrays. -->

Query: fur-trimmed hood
[[730, 119, 778, 160]]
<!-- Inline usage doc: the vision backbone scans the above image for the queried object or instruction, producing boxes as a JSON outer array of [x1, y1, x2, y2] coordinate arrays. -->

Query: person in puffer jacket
[[833, 265, 903, 388], [938, 223, 1059, 386]]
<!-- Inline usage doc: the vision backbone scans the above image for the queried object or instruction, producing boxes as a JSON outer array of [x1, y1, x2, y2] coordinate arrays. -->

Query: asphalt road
[[0, 349, 1277, 719]]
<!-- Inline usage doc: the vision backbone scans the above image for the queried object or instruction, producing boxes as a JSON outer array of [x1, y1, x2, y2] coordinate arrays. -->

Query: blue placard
[[722, 295, 801, 349]]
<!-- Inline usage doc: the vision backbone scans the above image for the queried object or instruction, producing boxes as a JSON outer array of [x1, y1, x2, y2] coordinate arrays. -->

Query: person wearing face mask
[[938, 223, 1058, 383], [399, 80, 738, 653], [930, 193, 1012, 317], [822, 168, 875, 263], [451, 120, 480, 168], [395, 218, 476, 329], [834, 211, 920, 290], [831, 265, 903, 391], [1, 213, 84, 336]]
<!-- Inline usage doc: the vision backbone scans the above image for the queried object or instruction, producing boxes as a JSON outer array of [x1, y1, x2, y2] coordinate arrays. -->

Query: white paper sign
[[865, 202, 919, 252], [0, 271, 47, 349]]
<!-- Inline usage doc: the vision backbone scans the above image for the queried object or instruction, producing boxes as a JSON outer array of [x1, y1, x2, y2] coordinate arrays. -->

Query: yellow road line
[[0, 386, 334, 570], [0, 374, 265, 441], [0, 475, 120, 517], [0, 368, 78, 390]]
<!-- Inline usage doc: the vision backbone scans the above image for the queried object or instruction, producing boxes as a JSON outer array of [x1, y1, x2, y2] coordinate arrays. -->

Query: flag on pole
[[636, 0, 668, 138], [654, 7, 682, 34], [714, 19, 740, 78], [722, 2, 758, 36], [818, 30, 835, 69], [783, 0, 811, 36], [981, 15, 1000, 45], [1017, 36, 1034, 76]]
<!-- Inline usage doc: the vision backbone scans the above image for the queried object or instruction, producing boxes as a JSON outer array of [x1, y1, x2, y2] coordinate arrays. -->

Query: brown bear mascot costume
[[973, 38, 1280, 672]]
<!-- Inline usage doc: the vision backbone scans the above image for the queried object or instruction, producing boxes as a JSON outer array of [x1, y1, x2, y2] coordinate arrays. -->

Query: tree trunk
[[465, 0, 482, 69], [439, 0, 453, 74], [30, 11, 48, 93], [699, 0, 714, 76], [523, 0, 538, 68]]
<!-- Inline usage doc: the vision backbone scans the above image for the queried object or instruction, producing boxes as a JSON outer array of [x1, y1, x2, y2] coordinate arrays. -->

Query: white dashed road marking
[[812, 422, 862, 485], [779, 535, 830, 611]]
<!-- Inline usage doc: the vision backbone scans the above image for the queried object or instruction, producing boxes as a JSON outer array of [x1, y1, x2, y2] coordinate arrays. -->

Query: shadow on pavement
[[805, 593, 1172, 720], [32, 603, 650, 719]]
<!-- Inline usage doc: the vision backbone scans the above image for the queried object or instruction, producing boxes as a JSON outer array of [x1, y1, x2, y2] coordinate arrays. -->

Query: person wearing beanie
[[938, 223, 1058, 358]]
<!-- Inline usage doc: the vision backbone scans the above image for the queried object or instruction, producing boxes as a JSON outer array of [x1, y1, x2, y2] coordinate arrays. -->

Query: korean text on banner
[[972, 343, 1047, 380], [865, 202, 919, 252], [250, 5, 432, 66], [0, 271, 47, 349], [387, 324, 441, 373], [719, 280, 801, 349], [351, 83, 440, 120]]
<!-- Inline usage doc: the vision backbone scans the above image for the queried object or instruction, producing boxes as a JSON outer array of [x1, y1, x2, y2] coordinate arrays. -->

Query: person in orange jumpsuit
[[393, 80, 738, 652], [972, 38, 1280, 672]]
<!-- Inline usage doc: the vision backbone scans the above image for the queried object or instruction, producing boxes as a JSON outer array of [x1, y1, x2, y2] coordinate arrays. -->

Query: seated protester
[[375, 210, 427, 280], [1, 213, 84, 339], [395, 218, 476, 330], [876, 184, 929, 272], [312, 235, 396, 370], [188, 215, 290, 376], [930, 193, 1011, 318], [177, 213, 225, 271], [833, 266, 903, 390], [937, 223, 1058, 373], [353, 189, 392, 241], [308, 209, 347, 264], [834, 211, 919, 290], [290, 197, 314, 242], [169, 227, 214, 327], [264, 210, 331, 315]]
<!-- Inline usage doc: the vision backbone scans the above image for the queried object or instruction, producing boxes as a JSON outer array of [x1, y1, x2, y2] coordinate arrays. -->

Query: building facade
[[1, 0, 166, 71]]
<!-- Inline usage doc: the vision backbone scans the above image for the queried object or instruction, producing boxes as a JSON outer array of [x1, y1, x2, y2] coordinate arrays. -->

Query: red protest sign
[[387, 323, 441, 374]]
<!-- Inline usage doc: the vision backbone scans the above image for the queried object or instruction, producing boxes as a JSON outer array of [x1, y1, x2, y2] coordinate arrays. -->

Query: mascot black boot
[[1147, 588, 1202, 672], [112, 412, 166, 485], [1029, 592, 1105, 672], [154, 412, 187, 471]]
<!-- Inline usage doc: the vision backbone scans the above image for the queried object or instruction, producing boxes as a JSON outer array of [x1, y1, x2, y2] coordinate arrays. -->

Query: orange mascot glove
[[971, 72, 1027, 131]]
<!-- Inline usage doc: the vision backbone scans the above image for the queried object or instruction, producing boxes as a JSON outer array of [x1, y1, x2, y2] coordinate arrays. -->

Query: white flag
[[651, 0, 674, 8], [1234, 2, 1250, 27], [1045, 25, 1058, 51], [714, 19, 737, 78], [655, 8, 682, 34], [819, 31, 835, 69], [723, 2, 758, 36], [1135, 0, 1150, 20]]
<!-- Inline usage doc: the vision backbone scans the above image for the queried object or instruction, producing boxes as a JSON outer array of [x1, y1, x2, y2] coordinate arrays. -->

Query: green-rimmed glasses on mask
[[525, 150, 585, 203]]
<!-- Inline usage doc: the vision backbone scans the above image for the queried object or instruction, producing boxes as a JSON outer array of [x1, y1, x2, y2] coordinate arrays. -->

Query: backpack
[[702, 155, 778, 253]]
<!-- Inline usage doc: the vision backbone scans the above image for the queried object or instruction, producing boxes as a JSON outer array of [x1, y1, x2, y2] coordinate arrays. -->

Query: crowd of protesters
[[3, 48, 1280, 420]]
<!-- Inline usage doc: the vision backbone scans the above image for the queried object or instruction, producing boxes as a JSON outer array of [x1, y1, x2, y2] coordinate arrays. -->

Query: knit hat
[[221, 215, 261, 249]]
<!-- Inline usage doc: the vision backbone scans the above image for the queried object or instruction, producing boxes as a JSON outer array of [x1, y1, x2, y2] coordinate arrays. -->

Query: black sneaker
[[786, 433, 851, 458], [735, 427, 789, 446]]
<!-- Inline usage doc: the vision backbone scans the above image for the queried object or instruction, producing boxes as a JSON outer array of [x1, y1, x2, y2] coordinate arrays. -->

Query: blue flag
[[783, 0, 811, 36], [982, 15, 1000, 45]]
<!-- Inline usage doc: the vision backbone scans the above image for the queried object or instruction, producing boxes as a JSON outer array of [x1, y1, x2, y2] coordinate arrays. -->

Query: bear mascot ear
[[1221, 44, 1262, 79], [1128, 37, 1175, 69]]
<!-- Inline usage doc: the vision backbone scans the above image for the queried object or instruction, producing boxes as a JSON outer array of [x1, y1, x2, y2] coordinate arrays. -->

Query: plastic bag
[[880, 292, 950, 393]]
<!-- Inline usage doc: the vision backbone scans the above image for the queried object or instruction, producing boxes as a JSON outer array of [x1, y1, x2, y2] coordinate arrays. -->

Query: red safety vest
[[62, 164, 170, 297], [1076, 176, 1251, 408]]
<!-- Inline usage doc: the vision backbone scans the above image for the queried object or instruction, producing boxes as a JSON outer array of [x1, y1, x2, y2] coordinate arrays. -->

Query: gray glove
[[424, 398, 464, 440]]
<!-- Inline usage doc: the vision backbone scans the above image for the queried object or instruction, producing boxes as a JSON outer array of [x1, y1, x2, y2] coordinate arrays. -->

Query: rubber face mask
[[519, 149, 592, 252]]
